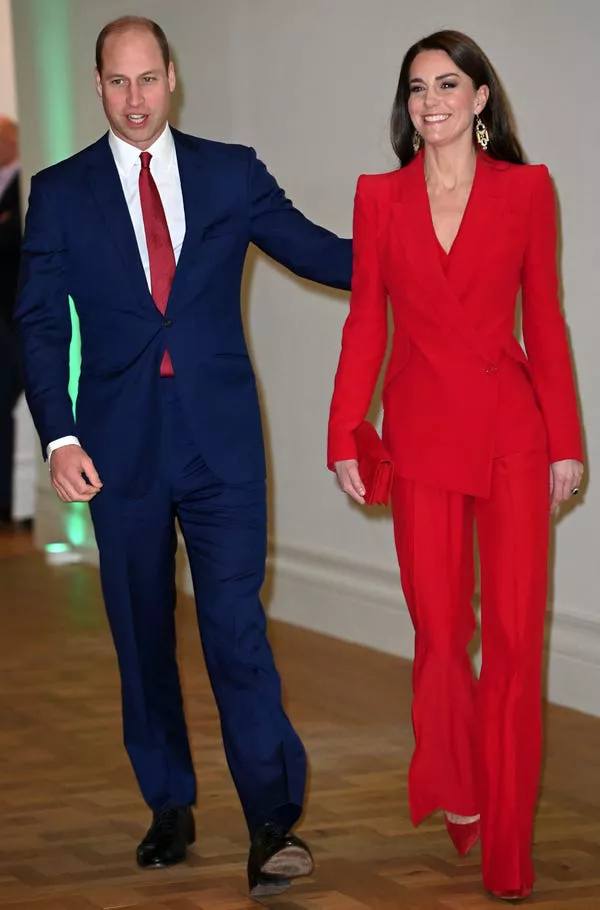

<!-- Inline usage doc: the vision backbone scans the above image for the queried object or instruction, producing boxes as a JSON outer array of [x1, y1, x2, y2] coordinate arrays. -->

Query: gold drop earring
[[412, 130, 422, 154], [475, 115, 489, 150]]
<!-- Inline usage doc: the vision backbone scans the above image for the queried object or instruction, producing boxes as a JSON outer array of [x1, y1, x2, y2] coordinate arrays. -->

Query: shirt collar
[[108, 123, 176, 177]]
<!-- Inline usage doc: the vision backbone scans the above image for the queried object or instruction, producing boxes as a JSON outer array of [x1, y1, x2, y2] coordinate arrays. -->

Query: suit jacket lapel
[[85, 135, 151, 301], [391, 152, 461, 318], [167, 129, 215, 314], [445, 152, 508, 301], [84, 130, 236, 315], [391, 151, 507, 364]]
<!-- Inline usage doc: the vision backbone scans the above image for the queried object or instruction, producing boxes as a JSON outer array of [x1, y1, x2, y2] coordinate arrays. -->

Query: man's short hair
[[95, 16, 170, 74]]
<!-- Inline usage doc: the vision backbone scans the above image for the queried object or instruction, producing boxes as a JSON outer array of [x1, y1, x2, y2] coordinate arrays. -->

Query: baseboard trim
[[268, 543, 600, 718], [51, 532, 600, 717], [268, 543, 414, 659], [546, 609, 600, 716]]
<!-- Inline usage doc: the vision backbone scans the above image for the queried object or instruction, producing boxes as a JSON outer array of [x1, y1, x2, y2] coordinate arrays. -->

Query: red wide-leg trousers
[[392, 449, 550, 894]]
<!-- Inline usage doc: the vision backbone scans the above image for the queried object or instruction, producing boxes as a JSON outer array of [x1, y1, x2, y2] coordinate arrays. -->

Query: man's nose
[[127, 85, 144, 106]]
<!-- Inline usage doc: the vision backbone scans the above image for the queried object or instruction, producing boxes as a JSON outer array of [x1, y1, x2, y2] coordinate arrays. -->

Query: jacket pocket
[[505, 338, 531, 372]]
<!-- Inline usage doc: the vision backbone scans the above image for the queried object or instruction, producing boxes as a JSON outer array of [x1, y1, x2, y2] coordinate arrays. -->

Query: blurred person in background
[[0, 115, 22, 526]]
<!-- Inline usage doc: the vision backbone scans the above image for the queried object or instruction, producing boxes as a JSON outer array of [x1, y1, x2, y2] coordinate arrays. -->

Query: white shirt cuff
[[47, 436, 81, 463]]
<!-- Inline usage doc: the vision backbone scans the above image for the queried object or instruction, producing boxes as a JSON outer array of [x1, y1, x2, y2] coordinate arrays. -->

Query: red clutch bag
[[353, 421, 394, 506]]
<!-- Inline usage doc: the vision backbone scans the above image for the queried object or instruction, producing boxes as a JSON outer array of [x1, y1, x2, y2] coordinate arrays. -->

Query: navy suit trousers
[[89, 379, 306, 835]]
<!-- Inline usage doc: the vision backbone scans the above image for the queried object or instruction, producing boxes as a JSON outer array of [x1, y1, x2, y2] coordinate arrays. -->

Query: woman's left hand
[[550, 459, 584, 512]]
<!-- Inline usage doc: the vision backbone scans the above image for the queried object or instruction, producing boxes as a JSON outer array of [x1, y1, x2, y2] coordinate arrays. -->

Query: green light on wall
[[28, 0, 83, 552], [64, 501, 89, 548], [45, 542, 71, 555], [67, 297, 79, 411], [29, 0, 80, 410]]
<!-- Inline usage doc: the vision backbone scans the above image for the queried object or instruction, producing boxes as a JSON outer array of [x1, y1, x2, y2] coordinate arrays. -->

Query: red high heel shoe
[[444, 812, 481, 857]]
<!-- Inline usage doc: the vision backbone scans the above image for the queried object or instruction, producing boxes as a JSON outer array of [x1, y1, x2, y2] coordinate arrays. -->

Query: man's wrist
[[47, 436, 81, 465]]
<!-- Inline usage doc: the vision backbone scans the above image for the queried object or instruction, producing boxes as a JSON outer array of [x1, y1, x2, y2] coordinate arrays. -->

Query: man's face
[[95, 28, 175, 150]]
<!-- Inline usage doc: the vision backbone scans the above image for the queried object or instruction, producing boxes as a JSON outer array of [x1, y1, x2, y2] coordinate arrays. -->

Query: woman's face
[[407, 50, 489, 150]]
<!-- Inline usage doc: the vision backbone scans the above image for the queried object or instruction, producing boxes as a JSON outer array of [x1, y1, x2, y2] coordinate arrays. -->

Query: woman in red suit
[[328, 30, 583, 900]]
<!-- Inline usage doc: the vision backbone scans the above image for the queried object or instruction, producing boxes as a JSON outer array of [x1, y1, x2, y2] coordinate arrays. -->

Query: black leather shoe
[[136, 806, 195, 868], [247, 822, 314, 897]]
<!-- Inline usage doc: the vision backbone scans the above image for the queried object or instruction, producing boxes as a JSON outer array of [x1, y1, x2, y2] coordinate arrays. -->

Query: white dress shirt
[[47, 124, 186, 461]]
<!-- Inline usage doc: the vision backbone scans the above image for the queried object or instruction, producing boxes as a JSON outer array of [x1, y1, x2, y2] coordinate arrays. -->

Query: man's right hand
[[50, 445, 103, 502]]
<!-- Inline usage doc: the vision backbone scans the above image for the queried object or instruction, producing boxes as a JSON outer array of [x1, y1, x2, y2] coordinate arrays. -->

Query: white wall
[[12, 0, 600, 714]]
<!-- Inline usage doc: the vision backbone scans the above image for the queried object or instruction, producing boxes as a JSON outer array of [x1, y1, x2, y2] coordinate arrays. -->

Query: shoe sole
[[261, 843, 314, 879], [249, 876, 292, 898], [489, 888, 533, 902], [137, 850, 187, 869], [491, 896, 530, 903]]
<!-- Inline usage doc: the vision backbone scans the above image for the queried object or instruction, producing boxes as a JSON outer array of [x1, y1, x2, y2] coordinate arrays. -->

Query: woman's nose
[[422, 87, 439, 108]]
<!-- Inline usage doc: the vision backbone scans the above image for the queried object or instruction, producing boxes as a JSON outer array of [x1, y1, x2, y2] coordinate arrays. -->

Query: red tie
[[139, 150, 175, 377]]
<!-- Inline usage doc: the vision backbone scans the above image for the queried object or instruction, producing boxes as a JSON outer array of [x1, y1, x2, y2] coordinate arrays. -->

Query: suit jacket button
[[484, 364, 498, 374], [163, 318, 173, 327]]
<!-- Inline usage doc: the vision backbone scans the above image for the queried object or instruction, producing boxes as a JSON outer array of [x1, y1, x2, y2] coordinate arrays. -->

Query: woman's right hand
[[334, 459, 366, 505]]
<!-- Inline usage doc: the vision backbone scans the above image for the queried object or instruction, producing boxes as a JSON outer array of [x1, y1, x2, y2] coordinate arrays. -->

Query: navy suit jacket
[[16, 128, 352, 495]]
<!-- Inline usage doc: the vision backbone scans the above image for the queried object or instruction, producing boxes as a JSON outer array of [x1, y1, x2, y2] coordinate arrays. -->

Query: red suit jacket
[[328, 152, 583, 497]]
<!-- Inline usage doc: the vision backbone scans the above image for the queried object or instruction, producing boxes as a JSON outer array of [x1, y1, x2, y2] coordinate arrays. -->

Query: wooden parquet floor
[[1, 528, 599, 908]]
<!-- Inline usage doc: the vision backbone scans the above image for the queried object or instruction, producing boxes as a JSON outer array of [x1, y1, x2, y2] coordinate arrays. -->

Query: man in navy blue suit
[[16, 16, 351, 896]]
